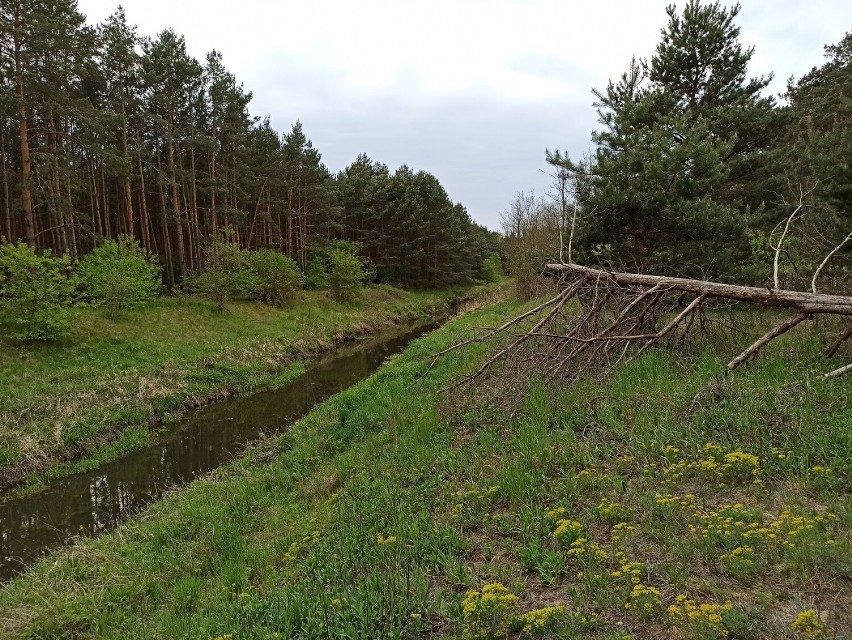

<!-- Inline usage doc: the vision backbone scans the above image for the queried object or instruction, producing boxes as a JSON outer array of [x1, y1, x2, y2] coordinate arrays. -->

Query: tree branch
[[824, 321, 852, 357], [770, 184, 814, 289], [546, 263, 852, 315], [727, 312, 810, 371], [823, 363, 852, 380], [812, 231, 852, 294]]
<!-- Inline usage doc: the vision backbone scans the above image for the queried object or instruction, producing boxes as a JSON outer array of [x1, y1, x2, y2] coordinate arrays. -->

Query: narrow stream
[[0, 319, 441, 582]]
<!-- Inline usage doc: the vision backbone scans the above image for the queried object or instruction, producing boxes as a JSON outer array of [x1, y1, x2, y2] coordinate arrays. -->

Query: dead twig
[[727, 313, 811, 371], [823, 363, 852, 379]]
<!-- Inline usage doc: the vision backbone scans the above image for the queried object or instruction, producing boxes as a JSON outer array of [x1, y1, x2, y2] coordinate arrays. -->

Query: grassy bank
[[0, 284, 496, 492], [1, 298, 850, 639]]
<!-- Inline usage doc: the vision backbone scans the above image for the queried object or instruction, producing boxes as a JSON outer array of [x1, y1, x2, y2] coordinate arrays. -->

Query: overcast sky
[[76, 0, 852, 230]]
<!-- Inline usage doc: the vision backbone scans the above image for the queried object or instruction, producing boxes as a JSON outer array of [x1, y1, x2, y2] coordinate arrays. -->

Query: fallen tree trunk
[[546, 263, 852, 316], [436, 263, 852, 389]]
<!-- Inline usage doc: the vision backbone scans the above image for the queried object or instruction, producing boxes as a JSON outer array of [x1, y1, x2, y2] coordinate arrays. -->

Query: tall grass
[[0, 285, 479, 489], [0, 300, 848, 639]]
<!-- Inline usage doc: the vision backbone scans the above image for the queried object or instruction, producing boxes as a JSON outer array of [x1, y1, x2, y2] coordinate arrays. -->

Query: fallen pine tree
[[433, 262, 852, 387]]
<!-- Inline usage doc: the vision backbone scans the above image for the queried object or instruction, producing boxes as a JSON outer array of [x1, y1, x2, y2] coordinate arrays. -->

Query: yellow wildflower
[[791, 609, 830, 639]]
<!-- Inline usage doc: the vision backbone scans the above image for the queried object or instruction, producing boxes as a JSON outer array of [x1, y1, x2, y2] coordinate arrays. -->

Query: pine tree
[[142, 29, 203, 280], [787, 32, 852, 216], [782, 31, 852, 286], [0, 0, 89, 248], [0, 5, 494, 289], [569, 1, 778, 277], [98, 8, 142, 242], [648, 0, 779, 211]]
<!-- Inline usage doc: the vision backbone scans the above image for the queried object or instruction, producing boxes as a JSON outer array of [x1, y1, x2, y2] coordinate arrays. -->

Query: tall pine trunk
[[156, 145, 175, 290], [190, 146, 199, 265], [90, 160, 103, 239], [167, 113, 185, 277], [1, 119, 12, 241], [136, 138, 151, 248], [121, 100, 135, 237], [209, 132, 218, 236], [14, 40, 35, 246], [101, 164, 112, 240]]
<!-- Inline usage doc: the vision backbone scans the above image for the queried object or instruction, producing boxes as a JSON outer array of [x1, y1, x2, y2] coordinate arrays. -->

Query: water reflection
[[0, 320, 438, 582]]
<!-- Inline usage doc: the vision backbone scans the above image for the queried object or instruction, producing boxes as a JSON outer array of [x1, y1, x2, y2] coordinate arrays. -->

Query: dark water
[[0, 319, 440, 582]]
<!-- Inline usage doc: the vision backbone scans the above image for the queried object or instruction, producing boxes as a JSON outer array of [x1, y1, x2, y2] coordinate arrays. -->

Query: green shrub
[[246, 249, 303, 306], [479, 253, 503, 283], [0, 240, 75, 341], [194, 233, 258, 311], [77, 236, 161, 316], [329, 248, 367, 302], [304, 240, 368, 291], [303, 256, 328, 290]]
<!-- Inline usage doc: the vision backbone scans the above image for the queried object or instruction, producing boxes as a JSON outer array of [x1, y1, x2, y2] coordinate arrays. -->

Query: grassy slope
[[0, 285, 479, 487], [0, 298, 850, 640]]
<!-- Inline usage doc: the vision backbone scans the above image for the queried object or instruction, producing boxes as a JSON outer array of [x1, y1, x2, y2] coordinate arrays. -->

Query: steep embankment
[[0, 297, 849, 639], [0, 284, 501, 494]]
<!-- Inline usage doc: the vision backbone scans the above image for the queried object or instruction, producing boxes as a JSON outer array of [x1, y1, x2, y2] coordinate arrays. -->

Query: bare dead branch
[[567, 200, 578, 264], [637, 294, 705, 357], [812, 231, 852, 294], [825, 321, 852, 357], [428, 287, 567, 365], [769, 184, 818, 289], [823, 363, 852, 379], [727, 313, 811, 371], [441, 280, 582, 389]]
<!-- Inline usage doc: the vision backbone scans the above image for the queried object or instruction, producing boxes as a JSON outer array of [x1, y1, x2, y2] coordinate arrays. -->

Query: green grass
[[0, 298, 849, 639], [0, 284, 488, 488]]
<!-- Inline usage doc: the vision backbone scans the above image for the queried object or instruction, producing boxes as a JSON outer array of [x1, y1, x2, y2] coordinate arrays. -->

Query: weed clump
[[667, 595, 733, 639], [461, 583, 519, 639], [791, 609, 831, 639], [514, 605, 567, 636]]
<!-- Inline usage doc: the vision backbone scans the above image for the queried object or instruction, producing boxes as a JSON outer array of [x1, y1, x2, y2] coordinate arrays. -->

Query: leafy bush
[[479, 253, 503, 283], [304, 256, 330, 290], [304, 240, 371, 291], [245, 249, 302, 306], [77, 236, 160, 316], [329, 248, 367, 302], [0, 240, 75, 341], [194, 233, 258, 311]]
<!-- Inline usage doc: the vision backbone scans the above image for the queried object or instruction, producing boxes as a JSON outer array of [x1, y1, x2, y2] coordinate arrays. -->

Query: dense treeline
[[0, 2, 498, 290], [506, 1, 850, 291]]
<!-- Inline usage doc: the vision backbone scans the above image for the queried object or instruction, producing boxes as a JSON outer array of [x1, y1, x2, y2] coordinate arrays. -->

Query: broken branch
[[727, 313, 810, 371], [812, 231, 852, 295]]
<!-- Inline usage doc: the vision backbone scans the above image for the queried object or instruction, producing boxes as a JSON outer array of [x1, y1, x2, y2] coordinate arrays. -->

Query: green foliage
[[193, 233, 257, 311], [304, 256, 330, 290], [0, 284, 474, 480], [781, 31, 852, 291], [0, 241, 75, 341], [336, 157, 500, 288], [478, 254, 502, 283], [500, 191, 559, 300], [329, 248, 367, 302], [245, 249, 302, 307], [0, 0, 496, 296], [559, 1, 779, 278], [303, 240, 373, 297], [0, 302, 849, 639], [462, 583, 520, 639], [77, 236, 161, 316]]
